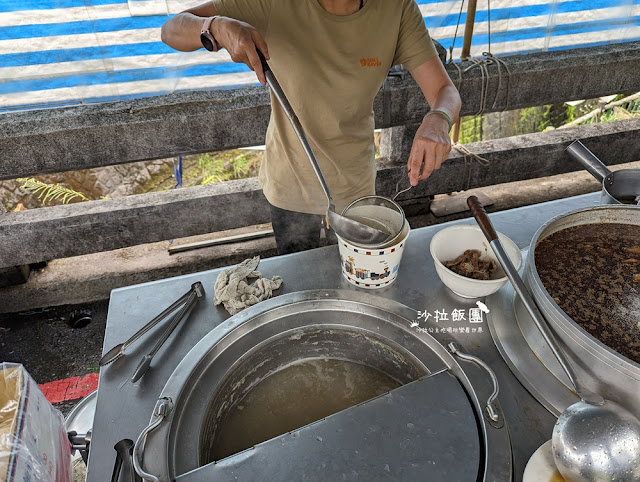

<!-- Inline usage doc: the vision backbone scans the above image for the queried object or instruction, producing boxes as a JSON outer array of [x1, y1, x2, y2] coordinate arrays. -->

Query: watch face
[[200, 32, 214, 52]]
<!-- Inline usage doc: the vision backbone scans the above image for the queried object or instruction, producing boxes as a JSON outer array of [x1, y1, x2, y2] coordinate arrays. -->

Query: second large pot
[[522, 205, 640, 417]]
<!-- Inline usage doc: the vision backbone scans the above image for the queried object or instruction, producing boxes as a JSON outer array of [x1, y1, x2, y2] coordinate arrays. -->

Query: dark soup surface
[[535, 223, 640, 364]]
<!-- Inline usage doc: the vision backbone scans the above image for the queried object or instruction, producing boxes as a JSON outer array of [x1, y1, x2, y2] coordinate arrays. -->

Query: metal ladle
[[467, 195, 640, 482], [258, 53, 391, 246], [566, 140, 640, 206]]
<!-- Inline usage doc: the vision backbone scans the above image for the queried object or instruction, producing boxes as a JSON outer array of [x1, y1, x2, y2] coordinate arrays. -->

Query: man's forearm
[[435, 84, 462, 121], [161, 13, 209, 51], [428, 84, 461, 128], [410, 56, 461, 129]]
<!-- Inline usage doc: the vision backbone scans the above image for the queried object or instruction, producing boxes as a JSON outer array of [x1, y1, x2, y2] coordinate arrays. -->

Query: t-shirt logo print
[[360, 57, 382, 67]]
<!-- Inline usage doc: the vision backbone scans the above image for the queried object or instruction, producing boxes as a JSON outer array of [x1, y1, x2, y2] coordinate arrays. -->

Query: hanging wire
[[448, 0, 466, 63], [453, 143, 492, 190], [487, 0, 491, 55], [449, 0, 501, 190], [489, 54, 511, 111], [465, 58, 490, 115]]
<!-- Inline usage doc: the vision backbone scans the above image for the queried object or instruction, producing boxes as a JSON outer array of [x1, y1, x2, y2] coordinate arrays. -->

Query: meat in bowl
[[445, 249, 498, 280]]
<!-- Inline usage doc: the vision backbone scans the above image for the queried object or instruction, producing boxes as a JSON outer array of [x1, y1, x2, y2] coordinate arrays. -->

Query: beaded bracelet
[[424, 109, 453, 132]]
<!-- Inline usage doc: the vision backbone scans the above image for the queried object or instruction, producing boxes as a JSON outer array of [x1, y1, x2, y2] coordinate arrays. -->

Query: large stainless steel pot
[[133, 290, 512, 482], [566, 140, 640, 205], [522, 206, 640, 417]]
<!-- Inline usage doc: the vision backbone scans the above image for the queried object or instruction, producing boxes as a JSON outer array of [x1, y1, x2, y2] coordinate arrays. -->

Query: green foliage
[[17, 178, 89, 205], [459, 115, 484, 144], [198, 151, 260, 185], [538, 105, 553, 131], [458, 97, 637, 146], [518, 106, 546, 134], [565, 104, 577, 124]]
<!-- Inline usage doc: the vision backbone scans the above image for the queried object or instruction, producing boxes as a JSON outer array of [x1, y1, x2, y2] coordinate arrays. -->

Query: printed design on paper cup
[[336, 221, 410, 290], [341, 254, 395, 281]]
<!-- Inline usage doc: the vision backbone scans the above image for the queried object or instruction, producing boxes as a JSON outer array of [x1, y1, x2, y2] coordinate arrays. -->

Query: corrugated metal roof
[[1, 0, 639, 112]]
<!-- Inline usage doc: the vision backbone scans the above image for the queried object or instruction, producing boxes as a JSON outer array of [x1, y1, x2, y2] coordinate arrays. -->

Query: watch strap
[[200, 16, 220, 52]]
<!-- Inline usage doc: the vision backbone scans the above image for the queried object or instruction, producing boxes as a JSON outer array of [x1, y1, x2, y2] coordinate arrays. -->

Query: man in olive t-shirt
[[162, 0, 461, 254]]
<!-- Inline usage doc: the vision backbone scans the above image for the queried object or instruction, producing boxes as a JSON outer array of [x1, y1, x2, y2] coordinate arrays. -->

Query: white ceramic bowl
[[429, 224, 522, 298]]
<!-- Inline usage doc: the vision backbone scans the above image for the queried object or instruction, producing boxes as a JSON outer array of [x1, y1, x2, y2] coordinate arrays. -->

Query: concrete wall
[[2, 118, 640, 268], [1, 42, 640, 268], [2, 41, 639, 181]]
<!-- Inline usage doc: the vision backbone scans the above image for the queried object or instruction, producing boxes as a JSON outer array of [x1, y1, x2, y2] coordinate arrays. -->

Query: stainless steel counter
[[88, 193, 601, 481]]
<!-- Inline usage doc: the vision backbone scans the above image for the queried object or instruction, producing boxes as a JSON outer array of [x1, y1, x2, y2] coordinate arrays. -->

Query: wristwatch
[[200, 16, 221, 52]]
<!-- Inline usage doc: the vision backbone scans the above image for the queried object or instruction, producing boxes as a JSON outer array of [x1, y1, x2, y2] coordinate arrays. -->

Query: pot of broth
[[133, 290, 512, 482], [521, 205, 640, 416], [566, 140, 640, 206]]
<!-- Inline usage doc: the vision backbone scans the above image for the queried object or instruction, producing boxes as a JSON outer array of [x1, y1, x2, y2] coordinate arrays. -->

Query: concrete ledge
[[7, 157, 640, 314], [0, 178, 269, 267], [0, 224, 278, 314], [2, 118, 640, 268], [0, 265, 30, 288]]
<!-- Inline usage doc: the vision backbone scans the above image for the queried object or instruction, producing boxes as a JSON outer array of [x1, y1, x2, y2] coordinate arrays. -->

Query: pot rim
[[526, 205, 640, 374], [139, 289, 512, 481]]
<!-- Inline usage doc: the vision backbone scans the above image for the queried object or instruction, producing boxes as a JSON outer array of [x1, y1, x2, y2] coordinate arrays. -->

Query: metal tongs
[[99, 282, 204, 382]]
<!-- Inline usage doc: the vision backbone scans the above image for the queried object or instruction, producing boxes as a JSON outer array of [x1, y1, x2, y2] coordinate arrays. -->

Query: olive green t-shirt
[[212, 0, 437, 214]]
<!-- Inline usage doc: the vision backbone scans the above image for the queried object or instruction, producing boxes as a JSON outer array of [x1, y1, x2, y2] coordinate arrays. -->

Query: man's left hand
[[407, 113, 452, 186]]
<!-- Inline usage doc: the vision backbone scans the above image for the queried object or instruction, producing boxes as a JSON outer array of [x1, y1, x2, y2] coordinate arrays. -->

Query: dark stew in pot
[[535, 223, 640, 364]]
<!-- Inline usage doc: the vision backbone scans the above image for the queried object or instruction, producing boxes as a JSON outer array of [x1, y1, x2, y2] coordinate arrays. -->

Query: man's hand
[[407, 113, 452, 186], [407, 54, 461, 186], [212, 17, 269, 85]]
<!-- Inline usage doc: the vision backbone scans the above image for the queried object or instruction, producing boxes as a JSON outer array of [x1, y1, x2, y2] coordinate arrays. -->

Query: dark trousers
[[269, 203, 337, 255]]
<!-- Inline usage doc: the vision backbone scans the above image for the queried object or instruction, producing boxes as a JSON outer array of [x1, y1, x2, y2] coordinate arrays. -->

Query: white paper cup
[[337, 221, 411, 289]]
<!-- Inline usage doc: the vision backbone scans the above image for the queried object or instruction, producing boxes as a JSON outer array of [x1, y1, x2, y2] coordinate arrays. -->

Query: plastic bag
[[0, 363, 71, 482]]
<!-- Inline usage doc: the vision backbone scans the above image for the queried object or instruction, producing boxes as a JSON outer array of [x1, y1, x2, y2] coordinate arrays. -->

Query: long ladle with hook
[[257, 52, 391, 246], [467, 195, 640, 481]]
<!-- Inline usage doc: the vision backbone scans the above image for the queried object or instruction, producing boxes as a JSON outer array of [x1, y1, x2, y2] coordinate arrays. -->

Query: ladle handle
[[467, 196, 604, 406], [257, 49, 270, 74], [566, 140, 611, 184], [467, 196, 498, 242], [258, 50, 334, 209]]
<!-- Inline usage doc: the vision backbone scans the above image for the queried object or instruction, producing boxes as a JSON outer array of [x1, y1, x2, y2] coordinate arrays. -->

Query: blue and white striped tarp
[[1, 0, 639, 112]]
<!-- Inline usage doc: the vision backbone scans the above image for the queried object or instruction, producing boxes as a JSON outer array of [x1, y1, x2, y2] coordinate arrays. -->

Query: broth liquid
[[209, 358, 400, 461], [535, 223, 640, 363]]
